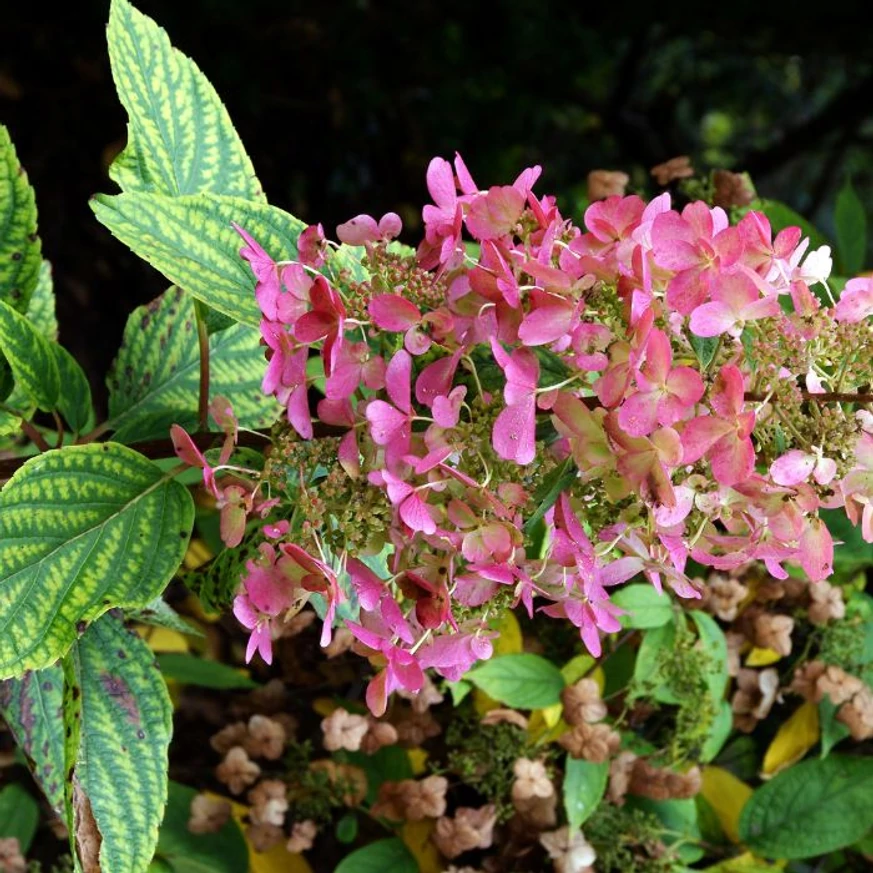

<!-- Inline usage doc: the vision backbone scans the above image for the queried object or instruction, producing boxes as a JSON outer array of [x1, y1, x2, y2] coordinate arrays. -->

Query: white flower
[[800, 245, 833, 286]]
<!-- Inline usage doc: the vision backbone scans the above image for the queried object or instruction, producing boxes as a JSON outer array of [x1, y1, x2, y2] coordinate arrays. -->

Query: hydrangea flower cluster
[[177, 154, 873, 716]]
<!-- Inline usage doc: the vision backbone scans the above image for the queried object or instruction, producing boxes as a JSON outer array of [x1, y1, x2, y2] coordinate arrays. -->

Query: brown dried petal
[[286, 819, 318, 853], [587, 170, 629, 201], [188, 793, 231, 835], [210, 722, 248, 755], [816, 665, 864, 706], [216, 747, 261, 795], [558, 722, 620, 763], [321, 708, 370, 752], [246, 714, 287, 760], [651, 156, 694, 186], [561, 678, 607, 726], [753, 613, 794, 657]]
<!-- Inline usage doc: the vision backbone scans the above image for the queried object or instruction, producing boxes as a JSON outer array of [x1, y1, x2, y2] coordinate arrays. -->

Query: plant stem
[[20, 418, 50, 452]]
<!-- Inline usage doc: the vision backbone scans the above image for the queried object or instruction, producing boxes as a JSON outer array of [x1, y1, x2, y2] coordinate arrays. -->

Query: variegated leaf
[[107, 287, 280, 443], [107, 0, 263, 201], [0, 443, 193, 677], [91, 192, 305, 327]]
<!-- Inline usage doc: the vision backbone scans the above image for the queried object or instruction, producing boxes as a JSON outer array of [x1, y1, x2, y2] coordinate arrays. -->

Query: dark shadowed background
[[3, 0, 873, 412]]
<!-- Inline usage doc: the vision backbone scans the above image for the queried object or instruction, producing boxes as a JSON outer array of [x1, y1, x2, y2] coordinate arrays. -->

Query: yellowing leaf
[[208, 792, 315, 873], [762, 700, 820, 778], [561, 654, 595, 685], [589, 666, 606, 695], [745, 647, 781, 667], [312, 697, 339, 718], [702, 851, 785, 871], [138, 626, 189, 653], [183, 537, 213, 570], [701, 765, 753, 843], [407, 748, 428, 776], [250, 841, 314, 873], [527, 709, 569, 744], [400, 820, 442, 873], [473, 688, 500, 715], [540, 702, 563, 728], [491, 610, 523, 656]]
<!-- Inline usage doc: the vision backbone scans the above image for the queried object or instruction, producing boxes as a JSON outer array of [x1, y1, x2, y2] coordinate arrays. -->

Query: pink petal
[[378, 212, 403, 239], [336, 214, 380, 246], [170, 425, 206, 468], [618, 390, 660, 437], [369, 294, 421, 331], [518, 304, 575, 346], [287, 384, 313, 440], [399, 492, 436, 534], [681, 415, 734, 464], [710, 434, 755, 486], [799, 518, 833, 581], [689, 301, 736, 337], [385, 349, 412, 413], [770, 450, 816, 486], [426, 157, 457, 209], [493, 400, 536, 464]]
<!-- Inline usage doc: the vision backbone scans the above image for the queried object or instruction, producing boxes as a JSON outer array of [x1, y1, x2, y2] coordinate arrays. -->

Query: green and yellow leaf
[[0, 443, 193, 677], [107, 0, 263, 201], [91, 192, 305, 327], [64, 613, 172, 873], [0, 299, 60, 411], [107, 287, 280, 443], [0, 125, 41, 313]]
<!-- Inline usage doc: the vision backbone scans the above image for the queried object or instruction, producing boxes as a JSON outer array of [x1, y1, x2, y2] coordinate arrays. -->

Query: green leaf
[[632, 620, 679, 704], [611, 584, 672, 629], [446, 679, 473, 706], [523, 456, 577, 535], [155, 782, 248, 873], [819, 697, 851, 758], [52, 344, 93, 433], [701, 699, 734, 763], [0, 125, 41, 313], [0, 784, 40, 852], [627, 796, 703, 864], [691, 611, 729, 703], [27, 260, 57, 340], [0, 443, 193, 677], [835, 178, 867, 274], [156, 653, 257, 689], [0, 665, 65, 812], [127, 597, 203, 638], [0, 299, 60, 410], [823, 508, 873, 576], [346, 745, 413, 806], [563, 756, 608, 831], [91, 192, 305, 328], [739, 754, 873, 858], [336, 812, 358, 844], [107, 287, 279, 442], [65, 613, 173, 873], [689, 333, 720, 369], [466, 653, 565, 709], [107, 0, 262, 202], [334, 838, 417, 873]]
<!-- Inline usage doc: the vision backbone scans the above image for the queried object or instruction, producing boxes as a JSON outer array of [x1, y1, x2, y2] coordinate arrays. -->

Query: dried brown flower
[[703, 575, 749, 622], [309, 760, 368, 806], [432, 805, 497, 858], [732, 668, 779, 732], [210, 722, 248, 755], [712, 170, 755, 209], [587, 170, 629, 201], [838, 687, 873, 740], [561, 678, 607, 726], [248, 780, 289, 828], [651, 156, 694, 186], [511, 758, 554, 804], [629, 759, 701, 800], [372, 776, 448, 821], [394, 708, 442, 746], [360, 719, 399, 755], [324, 627, 354, 658], [247, 822, 284, 853], [188, 793, 231, 834], [789, 660, 827, 700], [607, 751, 638, 805], [286, 819, 318, 853], [558, 722, 621, 763], [540, 826, 597, 873], [216, 746, 261, 795], [753, 613, 794, 657], [246, 714, 287, 760], [398, 673, 445, 712], [481, 708, 529, 730], [817, 665, 864, 706], [0, 839, 26, 873], [321, 707, 370, 752], [808, 580, 846, 625]]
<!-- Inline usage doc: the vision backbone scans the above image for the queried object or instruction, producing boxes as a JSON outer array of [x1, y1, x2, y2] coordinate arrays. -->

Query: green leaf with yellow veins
[[0, 443, 193, 677], [107, 0, 263, 201], [106, 287, 280, 443], [0, 125, 41, 313], [91, 192, 305, 327], [27, 260, 58, 340], [64, 612, 172, 873], [0, 299, 60, 411], [52, 345, 93, 433], [0, 665, 65, 814]]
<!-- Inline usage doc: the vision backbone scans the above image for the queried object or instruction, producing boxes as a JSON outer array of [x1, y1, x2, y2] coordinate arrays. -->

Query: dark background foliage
[[3, 0, 873, 410]]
